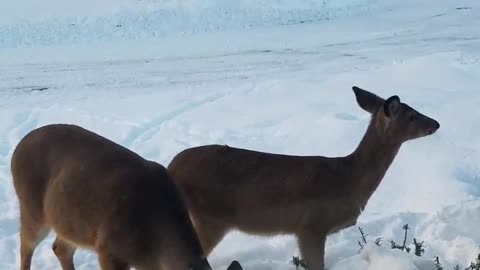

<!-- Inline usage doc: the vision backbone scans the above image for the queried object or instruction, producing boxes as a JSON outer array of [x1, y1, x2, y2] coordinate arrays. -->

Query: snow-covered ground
[[1, 0, 480, 269]]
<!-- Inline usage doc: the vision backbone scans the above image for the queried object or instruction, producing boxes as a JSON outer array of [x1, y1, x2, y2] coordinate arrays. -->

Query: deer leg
[[19, 210, 48, 270], [52, 237, 76, 270], [136, 261, 163, 270], [138, 265, 163, 270], [19, 242, 34, 270], [97, 253, 129, 270], [160, 255, 191, 270], [191, 215, 228, 255], [297, 230, 326, 270]]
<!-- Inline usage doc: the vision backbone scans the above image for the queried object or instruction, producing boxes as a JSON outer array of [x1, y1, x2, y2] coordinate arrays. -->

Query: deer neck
[[349, 119, 401, 206]]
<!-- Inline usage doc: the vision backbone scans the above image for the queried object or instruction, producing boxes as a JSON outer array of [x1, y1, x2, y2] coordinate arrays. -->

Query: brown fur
[[11, 124, 212, 270], [167, 86, 440, 270]]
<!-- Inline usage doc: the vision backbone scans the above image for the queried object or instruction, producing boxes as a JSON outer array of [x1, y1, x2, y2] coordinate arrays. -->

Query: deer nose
[[427, 120, 440, 135]]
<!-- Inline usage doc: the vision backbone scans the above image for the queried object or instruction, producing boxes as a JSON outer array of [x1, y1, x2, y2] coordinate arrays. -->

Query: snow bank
[[0, 0, 375, 23], [0, 0, 378, 48]]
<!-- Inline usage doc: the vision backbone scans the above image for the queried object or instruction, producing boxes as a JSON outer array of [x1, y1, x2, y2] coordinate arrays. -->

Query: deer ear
[[227, 261, 243, 270], [352, 86, 383, 114], [384, 95, 401, 119]]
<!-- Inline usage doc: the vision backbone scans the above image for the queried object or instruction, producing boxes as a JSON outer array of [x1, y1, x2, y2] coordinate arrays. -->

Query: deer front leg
[[297, 230, 326, 270]]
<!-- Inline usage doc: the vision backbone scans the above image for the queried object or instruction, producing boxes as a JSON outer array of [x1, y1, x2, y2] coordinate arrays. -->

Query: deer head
[[352, 86, 440, 144]]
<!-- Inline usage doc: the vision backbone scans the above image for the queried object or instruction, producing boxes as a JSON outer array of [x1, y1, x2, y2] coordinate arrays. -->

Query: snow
[[329, 242, 440, 270], [1, 0, 480, 269]]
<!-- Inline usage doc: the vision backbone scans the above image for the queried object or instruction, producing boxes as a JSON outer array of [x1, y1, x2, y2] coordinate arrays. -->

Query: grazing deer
[[167, 86, 440, 270], [11, 124, 228, 270]]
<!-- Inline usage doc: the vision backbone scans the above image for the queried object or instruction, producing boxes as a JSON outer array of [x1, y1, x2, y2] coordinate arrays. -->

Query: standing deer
[[167, 86, 440, 270], [11, 124, 239, 270]]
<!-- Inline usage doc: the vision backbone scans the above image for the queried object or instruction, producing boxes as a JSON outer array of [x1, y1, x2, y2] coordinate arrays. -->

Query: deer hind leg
[[297, 230, 326, 270], [52, 237, 76, 270], [191, 215, 228, 255], [19, 209, 49, 270]]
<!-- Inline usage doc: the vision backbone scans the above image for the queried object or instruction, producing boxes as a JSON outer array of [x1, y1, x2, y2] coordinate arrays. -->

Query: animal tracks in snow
[[122, 91, 227, 150]]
